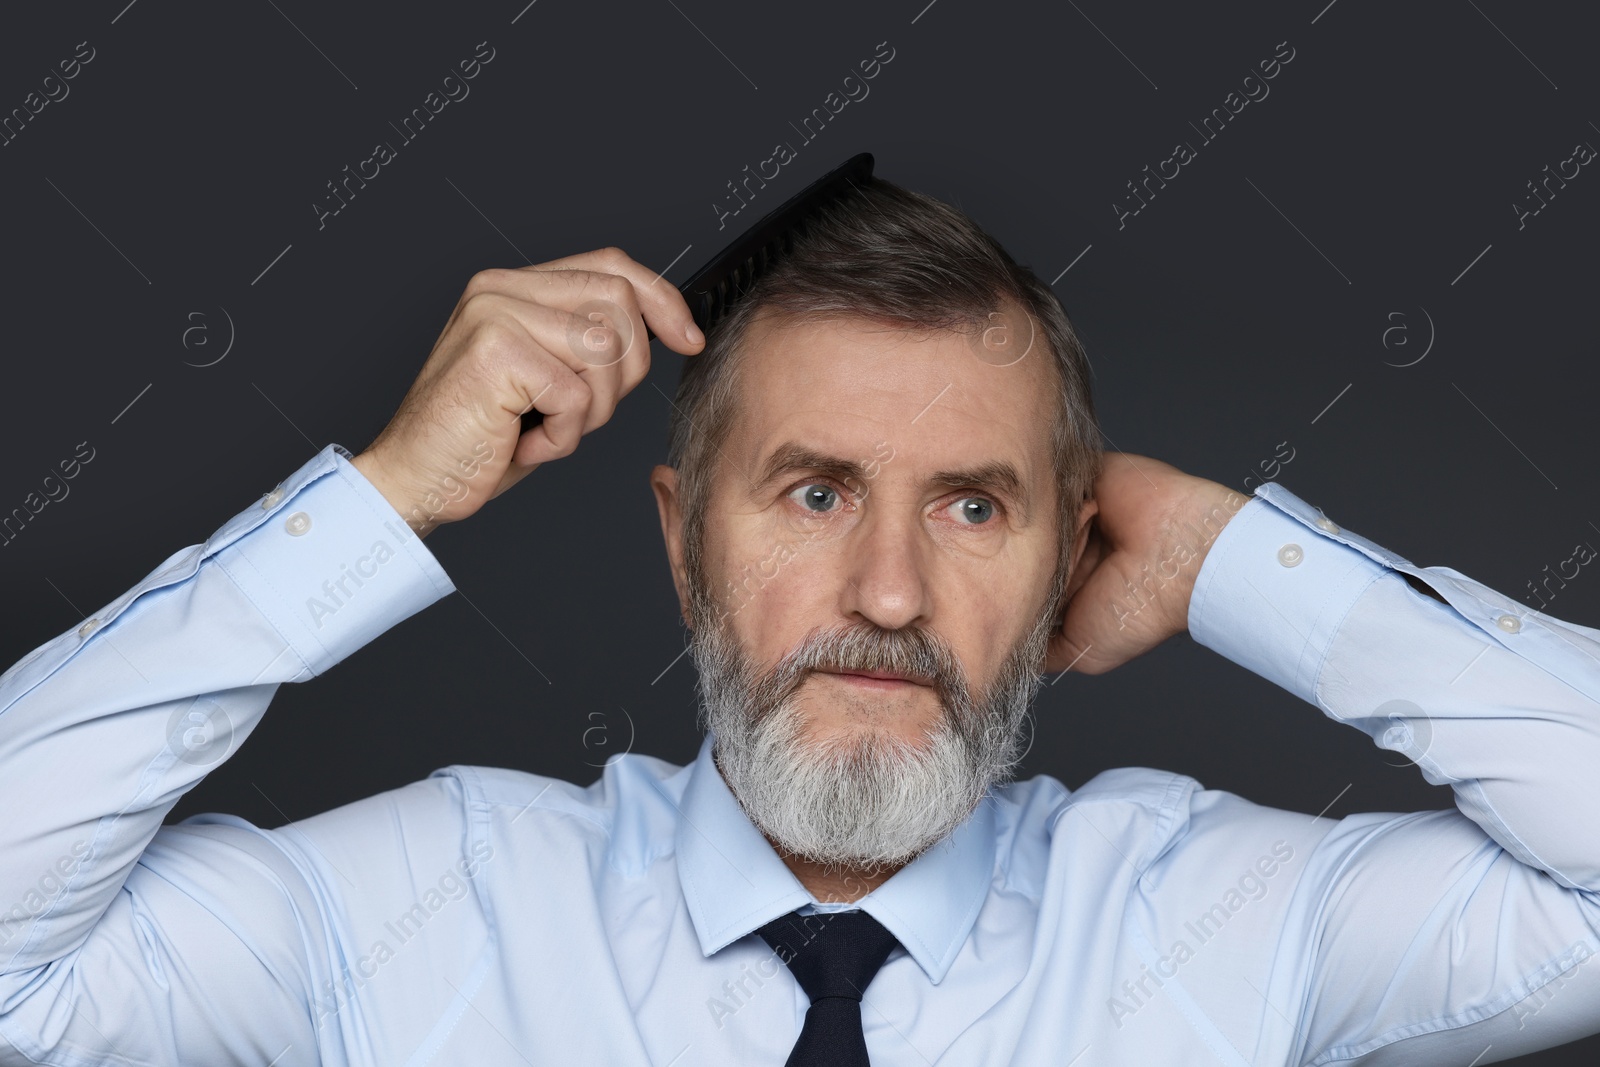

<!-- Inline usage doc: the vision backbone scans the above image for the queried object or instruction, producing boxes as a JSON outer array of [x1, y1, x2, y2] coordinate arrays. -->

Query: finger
[[521, 247, 705, 355], [464, 269, 649, 370], [462, 292, 628, 434], [503, 336, 594, 469], [536, 275, 655, 395], [466, 270, 653, 411]]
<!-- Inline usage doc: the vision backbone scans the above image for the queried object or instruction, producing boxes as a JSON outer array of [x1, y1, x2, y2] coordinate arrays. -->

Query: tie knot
[[756, 910, 901, 1004]]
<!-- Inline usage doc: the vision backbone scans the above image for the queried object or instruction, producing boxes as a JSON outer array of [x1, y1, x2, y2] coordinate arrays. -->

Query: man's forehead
[[723, 308, 1057, 496], [738, 305, 1050, 404]]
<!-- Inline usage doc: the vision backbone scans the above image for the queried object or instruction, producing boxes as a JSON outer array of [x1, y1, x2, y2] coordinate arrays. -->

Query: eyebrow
[[751, 442, 1032, 521]]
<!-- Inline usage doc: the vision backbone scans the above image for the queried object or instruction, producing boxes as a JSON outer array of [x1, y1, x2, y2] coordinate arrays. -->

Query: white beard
[[689, 602, 1058, 873]]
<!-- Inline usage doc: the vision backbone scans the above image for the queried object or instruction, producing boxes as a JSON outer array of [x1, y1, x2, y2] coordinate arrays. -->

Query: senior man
[[2, 174, 1599, 1066]]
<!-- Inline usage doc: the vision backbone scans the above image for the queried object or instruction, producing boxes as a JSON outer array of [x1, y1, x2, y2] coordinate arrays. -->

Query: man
[[2, 174, 1598, 1066]]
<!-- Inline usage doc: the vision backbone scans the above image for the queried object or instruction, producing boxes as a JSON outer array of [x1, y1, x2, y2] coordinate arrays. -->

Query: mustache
[[745, 621, 971, 721]]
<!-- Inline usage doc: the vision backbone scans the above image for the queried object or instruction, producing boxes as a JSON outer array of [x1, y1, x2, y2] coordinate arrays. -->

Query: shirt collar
[[674, 732, 997, 984]]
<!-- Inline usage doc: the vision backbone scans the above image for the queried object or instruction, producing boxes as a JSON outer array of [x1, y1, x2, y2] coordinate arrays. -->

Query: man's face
[[653, 305, 1070, 869]]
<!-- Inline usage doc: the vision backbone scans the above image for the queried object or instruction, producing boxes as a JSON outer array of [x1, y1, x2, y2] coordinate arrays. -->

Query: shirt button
[[1315, 516, 1340, 534], [261, 486, 284, 508], [1277, 543, 1304, 567], [1495, 613, 1522, 633], [77, 618, 101, 638], [284, 511, 312, 536]]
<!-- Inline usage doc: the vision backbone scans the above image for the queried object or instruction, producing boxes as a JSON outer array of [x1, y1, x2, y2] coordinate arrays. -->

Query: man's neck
[[775, 848, 906, 903]]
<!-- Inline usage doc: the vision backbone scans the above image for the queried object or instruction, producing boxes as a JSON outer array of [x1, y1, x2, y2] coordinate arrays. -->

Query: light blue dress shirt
[[2, 442, 1599, 1066]]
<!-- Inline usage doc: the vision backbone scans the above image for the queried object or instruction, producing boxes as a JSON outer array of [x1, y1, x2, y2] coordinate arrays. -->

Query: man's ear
[[650, 465, 693, 629], [1067, 496, 1099, 579], [1055, 495, 1100, 621]]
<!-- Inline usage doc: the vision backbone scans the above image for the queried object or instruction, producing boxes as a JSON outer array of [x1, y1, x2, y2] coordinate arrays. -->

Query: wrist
[[349, 451, 436, 539], [1167, 480, 1252, 633]]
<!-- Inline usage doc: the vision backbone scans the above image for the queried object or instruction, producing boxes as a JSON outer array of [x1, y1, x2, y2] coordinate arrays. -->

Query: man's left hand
[[1046, 453, 1250, 675]]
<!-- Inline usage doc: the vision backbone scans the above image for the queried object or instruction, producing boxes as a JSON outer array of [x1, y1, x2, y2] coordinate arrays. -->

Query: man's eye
[[947, 496, 997, 525], [789, 483, 840, 513]]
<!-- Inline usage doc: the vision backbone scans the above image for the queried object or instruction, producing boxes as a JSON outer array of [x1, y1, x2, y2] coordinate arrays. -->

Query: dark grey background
[[2, 1, 1596, 1062]]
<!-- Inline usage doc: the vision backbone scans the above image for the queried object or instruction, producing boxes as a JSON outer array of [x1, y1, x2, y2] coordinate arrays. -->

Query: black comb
[[520, 151, 876, 435]]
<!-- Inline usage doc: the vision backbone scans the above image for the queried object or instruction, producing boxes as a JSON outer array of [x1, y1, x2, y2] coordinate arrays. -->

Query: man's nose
[[839, 506, 933, 632]]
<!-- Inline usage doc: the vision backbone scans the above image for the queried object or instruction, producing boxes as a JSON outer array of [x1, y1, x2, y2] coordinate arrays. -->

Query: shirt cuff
[[1185, 483, 1402, 707], [209, 444, 456, 677]]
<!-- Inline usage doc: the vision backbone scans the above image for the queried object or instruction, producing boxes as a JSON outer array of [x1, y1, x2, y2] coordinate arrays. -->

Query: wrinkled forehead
[[718, 306, 1059, 503]]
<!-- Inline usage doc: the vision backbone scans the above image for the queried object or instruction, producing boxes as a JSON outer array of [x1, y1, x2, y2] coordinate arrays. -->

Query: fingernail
[[685, 321, 704, 346]]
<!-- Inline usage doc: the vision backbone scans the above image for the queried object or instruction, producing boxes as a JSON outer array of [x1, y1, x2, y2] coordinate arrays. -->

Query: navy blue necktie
[[756, 910, 901, 1066]]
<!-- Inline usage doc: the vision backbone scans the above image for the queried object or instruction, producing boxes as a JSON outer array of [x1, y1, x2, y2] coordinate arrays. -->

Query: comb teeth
[[703, 227, 804, 333], [680, 152, 875, 341]]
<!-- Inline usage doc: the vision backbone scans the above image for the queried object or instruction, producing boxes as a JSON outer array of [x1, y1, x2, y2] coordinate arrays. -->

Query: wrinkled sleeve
[[0, 444, 460, 1066], [1186, 483, 1600, 1065]]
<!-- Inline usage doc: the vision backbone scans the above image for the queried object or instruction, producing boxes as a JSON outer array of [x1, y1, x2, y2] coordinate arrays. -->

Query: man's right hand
[[350, 247, 706, 536]]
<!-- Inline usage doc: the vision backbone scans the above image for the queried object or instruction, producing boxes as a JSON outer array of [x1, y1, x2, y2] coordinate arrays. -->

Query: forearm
[[1188, 483, 1600, 891], [0, 444, 455, 977]]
